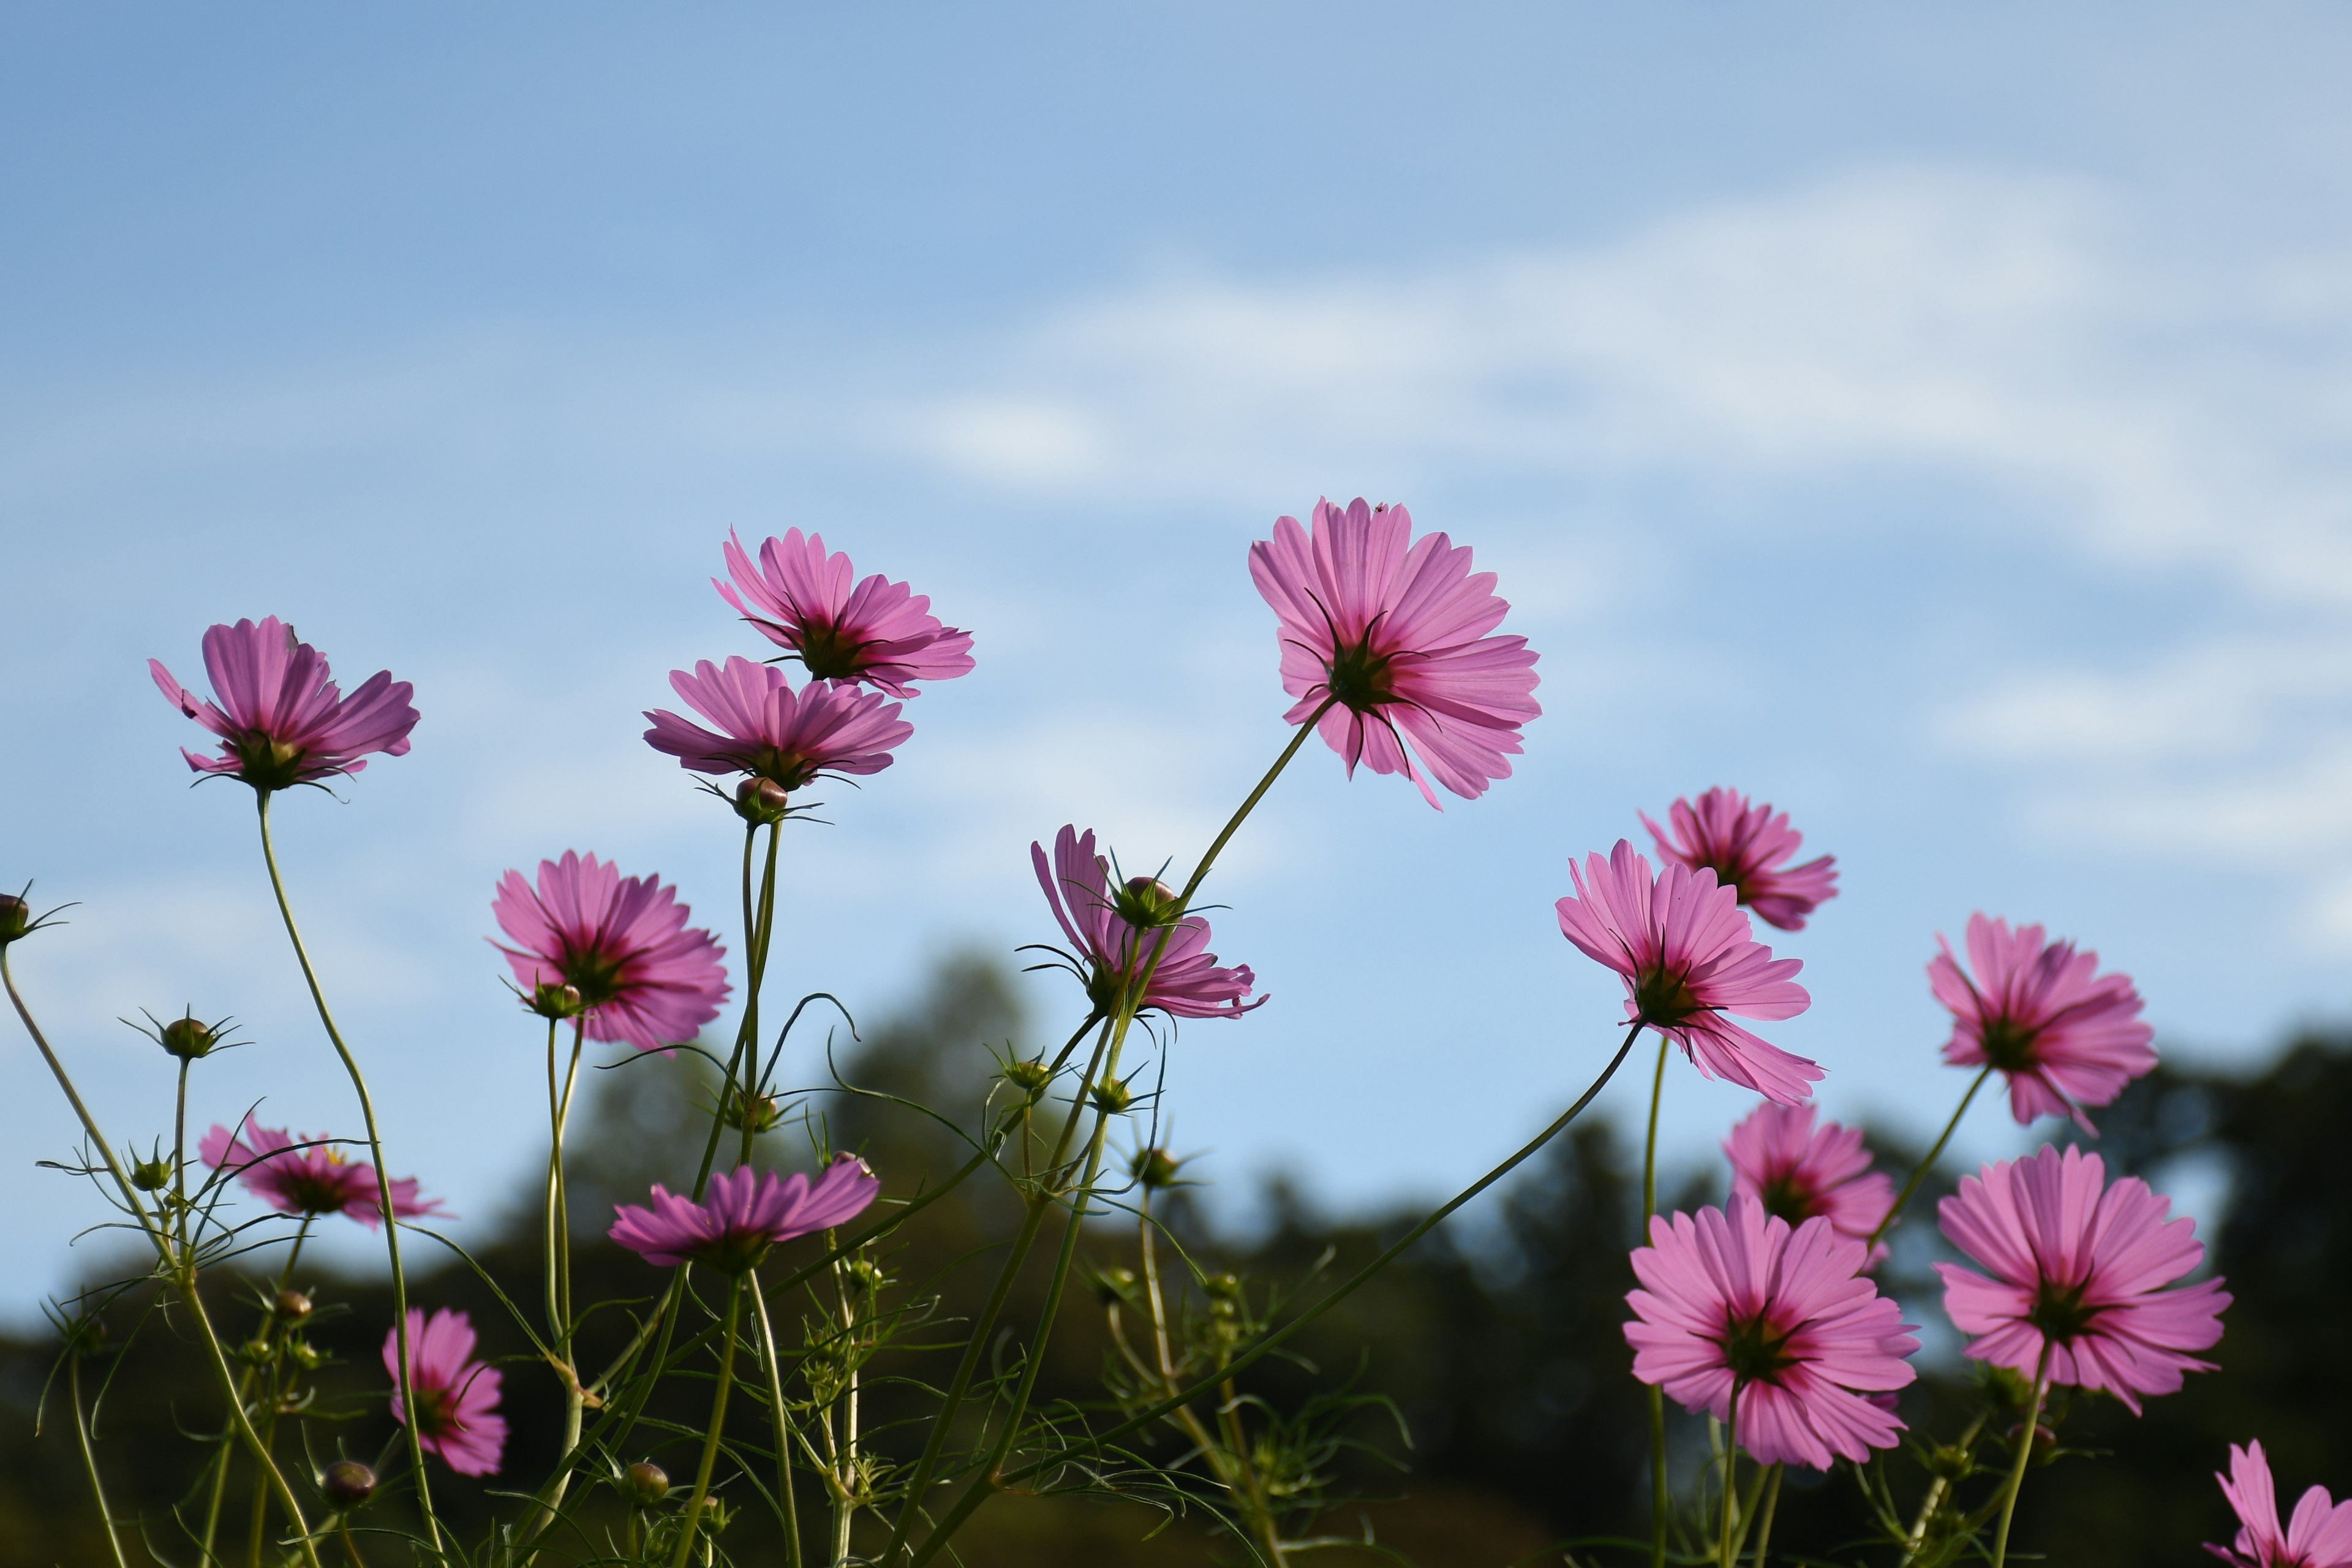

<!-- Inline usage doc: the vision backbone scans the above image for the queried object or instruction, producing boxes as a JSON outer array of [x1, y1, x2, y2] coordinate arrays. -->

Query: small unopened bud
[[625, 1460, 670, 1507], [1089, 1075, 1134, 1115], [1132, 1147, 1183, 1191], [0, 894, 32, 945], [1002, 1057, 1052, 1096], [721, 1087, 782, 1134], [848, 1257, 886, 1291], [1092, 1265, 1138, 1304], [1112, 875, 1182, 930], [159, 1014, 221, 1059], [322, 1458, 377, 1509], [240, 1338, 273, 1366], [530, 981, 586, 1020], [1203, 1272, 1245, 1302], [734, 777, 790, 824], [276, 1289, 314, 1321], [131, 1156, 173, 1191], [289, 1339, 323, 1370]]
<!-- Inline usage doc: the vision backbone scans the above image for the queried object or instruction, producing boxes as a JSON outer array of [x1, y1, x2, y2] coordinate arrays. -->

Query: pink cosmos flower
[[1724, 1103, 1896, 1263], [1555, 840, 1820, 1104], [1937, 1144, 2229, 1414], [609, 1155, 881, 1272], [198, 1116, 441, 1229], [1624, 1194, 1917, 1469], [2209, 1441, 2352, 1568], [1249, 497, 1540, 809], [715, 528, 974, 698], [643, 657, 913, 792], [1929, 913, 2157, 1132], [1030, 825, 1261, 1021], [384, 1308, 505, 1477], [491, 851, 729, 1053], [1642, 788, 1839, 932], [150, 617, 418, 791]]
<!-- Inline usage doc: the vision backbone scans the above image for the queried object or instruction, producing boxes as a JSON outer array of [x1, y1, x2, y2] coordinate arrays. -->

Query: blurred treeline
[[2, 956, 2347, 1566]]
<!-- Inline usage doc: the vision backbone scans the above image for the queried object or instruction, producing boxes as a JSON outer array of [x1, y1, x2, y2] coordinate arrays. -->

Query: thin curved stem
[[1644, 1033, 1671, 1568], [70, 1353, 130, 1568], [748, 1275, 805, 1568], [671, 1278, 746, 1568], [1989, 1352, 2051, 1568], [1749, 1464, 1782, 1568], [202, 1220, 314, 1561], [1869, 1065, 1994, 1251]]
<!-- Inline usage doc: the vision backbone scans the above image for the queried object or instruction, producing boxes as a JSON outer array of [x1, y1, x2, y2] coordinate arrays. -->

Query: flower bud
[[530, 981, 586, 1020], [322, 1458, 376, 1509], [1001, 1057, 1053, 1096], [1203, 1272, 1245, 1302], [0, 894, 31, 946], [131, 1156, 173, 1191], [289, 1338, 323, 1370], [1091, 1265, 1138, 1304], [734, 777, 790, 824], [276, 1289, 314, 1322], [720, 1086, 782, 1134], [1131, 1147, 1183, 1191], [625, 1460, 671, 1507], [1112, 875, 1183, 930], [240, 1338, 273, 1366], [1089, 1075, 1134, 1115], [159, 1014, 222, 1060]]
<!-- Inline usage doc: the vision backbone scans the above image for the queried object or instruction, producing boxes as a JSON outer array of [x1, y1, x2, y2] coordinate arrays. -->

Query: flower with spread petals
[[1937, 1143, 2228, 1413], [1930, 913, 2156, 1132], [609, 1156, 880, 1272], [1642, 788, 1838, 932], [1625, 1194, 1917, 1469], [2208, 1440, 2352, 1568], [491, 851, 729, 1053], [199, 1116, 441, 1229], [1555, 840, 1820, 1104], [385, 1308, 505, 1476], [1030, 825, 1261, 1021], [715, 528, 974, 698], [149, 617, 418, 791], [643, 657, 912, 793], [1725, 1103, 1895, 1264], [1249, 497, 1539, 809]]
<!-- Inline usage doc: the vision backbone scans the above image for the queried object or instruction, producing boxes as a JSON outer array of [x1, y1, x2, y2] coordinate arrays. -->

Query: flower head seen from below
[[2208, 1441, 2352, 1568], [715, 527, 974, 697], [149, 617, 418, 792], [1930, 913, 2157, 1132], [1030, 825, 1261, 1021], [1249, 497, 1539, 809], [1937, 1143, 2228, 1413], [1555, 840, 1820, 1104], [198, 1117, 441, 1229], [1625, 1194, 1917, 1469], [491, 851, 729, 1054], [1642, 788, 1839, 932], [609, 1155, 881, 1273], [384, 1308, 505, 1477], [643, 657, 913, 796], [1725, 1103, 1896, 1263]]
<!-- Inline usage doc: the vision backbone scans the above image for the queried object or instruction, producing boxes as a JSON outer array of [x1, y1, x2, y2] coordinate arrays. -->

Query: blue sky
[[5, 4, 2352, 1318]]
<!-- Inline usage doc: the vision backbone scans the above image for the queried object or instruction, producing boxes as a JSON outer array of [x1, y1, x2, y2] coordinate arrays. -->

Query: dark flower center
[[1977, 1017, 2043, 1072], [794, 618, 872, 682], [1756, 1172, 1819, 1226], [1323, 636, 1396, 713], [1718, 1311, 1798, 1386], [695, 1227, 774, 1275], [410, 1385, 456, 1438], [1632, 964, 1706, 1028], [2027, 1278, 2101, 1343], [233, 729, 311, 792], [281, 1153, 360, 1215], [559, 945, 628, 1009], [745, 745, 824, 792]]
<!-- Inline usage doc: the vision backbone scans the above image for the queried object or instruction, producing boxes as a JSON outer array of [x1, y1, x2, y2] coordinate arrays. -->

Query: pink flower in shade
[[715, 528, 974, 698], [149, 617, 418, 792], [1936, 1143, 2229, 1414], [1724, 1104, 1896, 1264], [1248, 497, 1540, 809], [384, 1308, 505, 1477], [1554, 840, 1820, 1105], [1624, 1194, 1917, 1470], [198, 1116, 442, 1229], [491, 851, 729, 1054], [1641, 788, 1839, 932], [609, 1155, 881, 1273], [643, 657, 913, 793], [2208, 1441, 2352, 1568], [1929, 913, 2157, 1132], [1030, 826, 1262, 1022]]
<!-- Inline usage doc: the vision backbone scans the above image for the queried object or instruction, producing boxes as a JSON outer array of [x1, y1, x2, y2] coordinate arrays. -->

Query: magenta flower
[[643, 657, 913, 793], [1624, 1194, 1917, 1469], [1724, 1103, 1896, 1263], [1030, 825, 1262, 1021], [2209, 1441, 2352, 1568], [198, 1116, 441, 1229], [1555, 840, 1820, 1104], [384, 1308, 505, 1477], [1937, 1144, 2229, 1413], [491, 851, 729, 1054], [1248, 497, 1539, 809], [715, 527, 974, 698], [609, 1156, 881, 1272], [1642, 788, 1838, 932], [150, 617, 418, 792], [1929, 913, 2157, 1132]]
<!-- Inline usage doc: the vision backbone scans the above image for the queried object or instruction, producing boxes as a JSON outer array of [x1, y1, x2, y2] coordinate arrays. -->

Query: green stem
[[1644, 1033, 1670, 1568], [1749, 1464, 1782, 1568], [70, 1353, 130, 1568], [748, 1275, 805, 1568], [174, 1055, 193, 1252], [671, 1278, 746, 1568], [1989, 1354, 2051, 1568], [1717, 1393, 1741, 1568], [202, 1221, 312, 1561], [1869, 1065, 1993, 1251]]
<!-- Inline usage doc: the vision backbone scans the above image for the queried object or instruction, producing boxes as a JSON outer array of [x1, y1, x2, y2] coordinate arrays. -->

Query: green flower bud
[[159, 1014, 221, 1059], [625, 1460, 671, 1507], [1131, 1147, 1184, 1190], [1112, 875, 1183, 930], [734, 777, 790, 824], [322, 1459, 376, 1509], [1091, 1265, 1138, 1304], [1089, 1075, 1134, 1115], [239, 1337, 273, 1366], [530, 981, 586, 1020], [276, 1289, 314, 1321], [1001, 1057, 1053, 1096], [130, 1156, 173, 1191], [289, 1338, 323, 1370], [0, 894, 31, 946], [720, 1086, 783, 1134]]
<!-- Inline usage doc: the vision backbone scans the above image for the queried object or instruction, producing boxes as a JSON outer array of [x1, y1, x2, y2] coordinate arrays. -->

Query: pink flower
[[1929, 914, 2157, 1131], [715, 528, 974, 698], [198, 1116, 441, 1229], [1642, 788, 1838, 932], [1249, 497, 1539, 809], [384, 1308, 505, 1477], [1555, 840, 1820, 1104], [1936, 1144, 2229, 1414], [149, 617, 418, 791], [1624, 1194, 1917, 1469], [1030, 825, 1262, 1021], [1724, 1103, 1896, 1264], [609, 1156, 880, 1272], [491, 851, 729, 1054], [643, 657, 913, 793], [2209, 1441, 2352, 1568]]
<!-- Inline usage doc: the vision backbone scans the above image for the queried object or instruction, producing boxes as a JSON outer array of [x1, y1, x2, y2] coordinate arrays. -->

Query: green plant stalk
[[671, 1278, 747, 1568], [1717, 1393, 1741, 1568], [749, 1275, 806, 1568], [1989, 1354, 2051, 1568], [70, 1352, 131, 1568], [174, 1055, 194, 1251], [1643, 1033, 1670, 1568], [1899, 1412, 1986, 1564], [736, 820, 782, 1166], [1869, 1065, 1994, 1251], [1749, 1464, 1782, 1568], [200, 1220, 315, 1561], [829, 1251, 864, 1566]]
